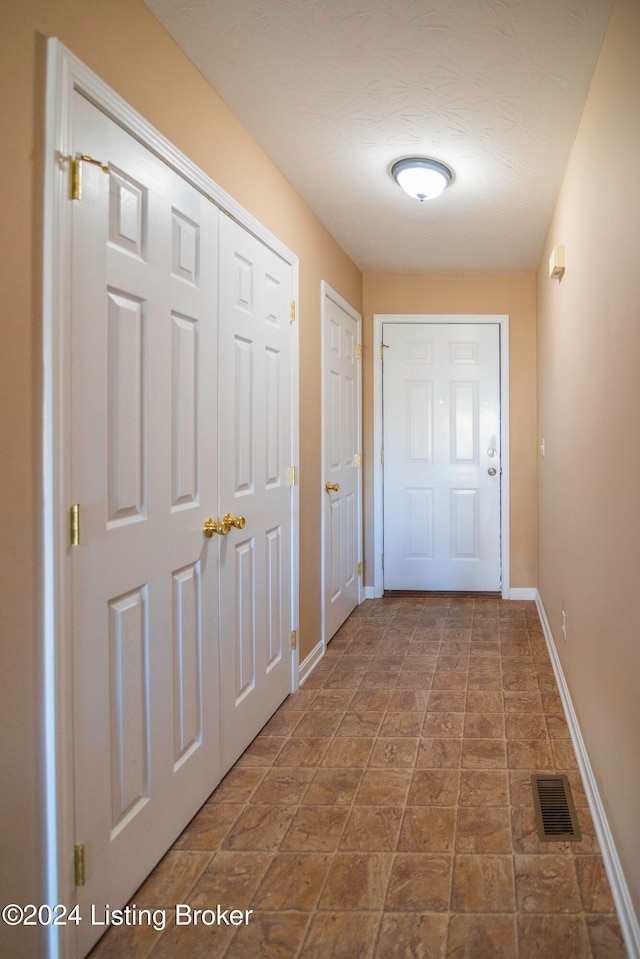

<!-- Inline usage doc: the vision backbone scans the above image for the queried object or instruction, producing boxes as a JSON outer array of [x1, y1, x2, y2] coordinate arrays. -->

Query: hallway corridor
[[89, 596, 627, 958]]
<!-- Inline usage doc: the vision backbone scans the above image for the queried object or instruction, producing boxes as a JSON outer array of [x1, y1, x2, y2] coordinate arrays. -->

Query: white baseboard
[[363, 586, 376, 600], [298, 639, 324, 687], [535, 591, 640, 959], [509, 587, 537, 600]]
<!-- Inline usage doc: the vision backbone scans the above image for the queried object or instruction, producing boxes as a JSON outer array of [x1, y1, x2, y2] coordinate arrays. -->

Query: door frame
[[372, 314, 510, 600], [320, 282, 363, 654], [42, 39, 299, 958]]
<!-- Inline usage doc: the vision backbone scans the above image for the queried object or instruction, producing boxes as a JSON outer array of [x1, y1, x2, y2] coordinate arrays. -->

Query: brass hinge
[[290, 301, 296, 324], [290, 630, 297, 651], [71, 154, 109, 201], [380, 342, 389, 359], [357, 562, 362, 576], [70, 504, 81, 546], [356, 344, 362, 360], [288, 466, 296, 486], [355, 454, 362, 468], [74, 844, 86, 887], [381, 449, 384, 465]]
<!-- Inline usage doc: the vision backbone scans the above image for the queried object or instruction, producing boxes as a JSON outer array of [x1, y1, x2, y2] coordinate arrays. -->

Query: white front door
[[217, 214, 294, 773], [70, 93, 220, 955], [383, 322, 501, 591], [322, 286, 362, 641]]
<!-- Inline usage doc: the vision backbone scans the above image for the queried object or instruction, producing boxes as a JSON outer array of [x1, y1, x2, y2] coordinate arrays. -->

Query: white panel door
[[383, 323, 500, 591], [217, 214, 294, 774], [70, 93, 220, 955], [323, 289, 362, 641]]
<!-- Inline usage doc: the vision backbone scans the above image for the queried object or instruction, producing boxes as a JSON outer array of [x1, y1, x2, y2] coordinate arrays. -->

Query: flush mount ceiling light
[[391, 156, 453, 201]]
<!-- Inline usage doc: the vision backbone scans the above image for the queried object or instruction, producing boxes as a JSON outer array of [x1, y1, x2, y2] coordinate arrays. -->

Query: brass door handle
[[222, 512, 246, 530], [203, 513, 246, 538], [204, 517, 230, 537], [325, 482, 340, 493]]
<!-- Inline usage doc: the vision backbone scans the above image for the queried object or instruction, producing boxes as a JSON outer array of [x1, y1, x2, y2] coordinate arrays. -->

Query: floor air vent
[[531, 774, 582, 842]]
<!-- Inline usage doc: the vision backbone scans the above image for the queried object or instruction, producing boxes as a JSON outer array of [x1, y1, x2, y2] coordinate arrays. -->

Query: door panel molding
[[43, 39, 299, 959], [373, 313, 510, 599]]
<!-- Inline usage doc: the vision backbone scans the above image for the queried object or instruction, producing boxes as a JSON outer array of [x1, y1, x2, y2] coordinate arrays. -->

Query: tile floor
[[90, 596, 627, 959]]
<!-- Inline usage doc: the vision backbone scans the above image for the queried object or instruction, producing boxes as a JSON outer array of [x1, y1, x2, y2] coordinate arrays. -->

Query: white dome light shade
[[391, 157, 453, 201]]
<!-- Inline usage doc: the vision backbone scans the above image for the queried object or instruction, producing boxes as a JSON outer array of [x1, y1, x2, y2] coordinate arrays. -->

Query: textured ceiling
[[144, 0, 612, 273]]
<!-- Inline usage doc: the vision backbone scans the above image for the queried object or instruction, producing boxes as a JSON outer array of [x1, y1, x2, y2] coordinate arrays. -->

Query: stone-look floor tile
[[506, 740, 554, 769], [501, 664, 539, 691], [467, 667, 504, 691], [388, 689, 430, 711], [503, 691, 543, 713], [320, 737, 375, 767], [355, 768, 412, 806], [586, 914, 629, 959], [508, 769, 552, 806], [308, 689, 353, 711], [251, 853, 332, 910], [385, 854, 452, 911], [350, 689, 392, 711], [302, 768, 363, 805], [273, 738, 329, 767], [407, 769, 459, 806], [144, 918, 234, 959], [463, 713, 505, 739], [431, 671, 468, 691], [289, 711, 342, 737], [458, 769, 508, 806], [466, 691, 503, 713], [416, 739, 462, 769], [129, 850, 213, 910], [428, 691, 466, 712], [514, 855, 581, 913], [518, 915, 591, 959], [280, 806, 349, 851], [369, 738, 418, 768], [451, 855, 515, 912], [575, 856, 617, 912], [340, 806, 403, 851], [505, 713, 548, 740], [510, 806, 572, 855], [437, 654, 469, 671], [455, 807, 512, 853], [380, 711, 424, 737], [570, 805, 603, 855], [174, 805, 243, 851], [540, 690, 564, 714], [395, 669, 434, 689], [302, 913, 380, 959], [545, 714, 571, 739], [423, 712, 465, 738], [190, 850, 273, 906], [336, 711, 385, 737], [208, 767, 266, 804], [261, 710, 305, 736], [461, 739, 507, 768], [374, 913, 447, 958], [552, 739, 579, 769], [445, 914, 517, 959], [235, 737, 284, 767], [278, 688, 318, 711], [223, 911, 309, 959], [398, 807, 456, 853], [319, 853, 393, 911], [249, 768, 314, 805], [222, 806, 295, 851]]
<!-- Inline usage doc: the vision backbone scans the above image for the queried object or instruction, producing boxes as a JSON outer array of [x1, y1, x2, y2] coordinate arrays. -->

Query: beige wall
[[537, 0, 640, 920], [362, 274, 538, 590], [0, 1, 360, 953]]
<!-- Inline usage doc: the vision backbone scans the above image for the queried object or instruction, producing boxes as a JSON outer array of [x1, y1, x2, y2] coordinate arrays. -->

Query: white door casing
[[69, 92, 221, 955], [217, 214, 295, 774], [321, 283, 363, 643], [44, 40, 299, 959], [373, 314, 509, 597]]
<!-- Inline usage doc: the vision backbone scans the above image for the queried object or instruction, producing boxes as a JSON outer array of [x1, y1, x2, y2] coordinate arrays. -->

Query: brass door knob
[[325, 482, 340, 492], [204, 517, 230, 537], [222, 513, 246, 530]]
